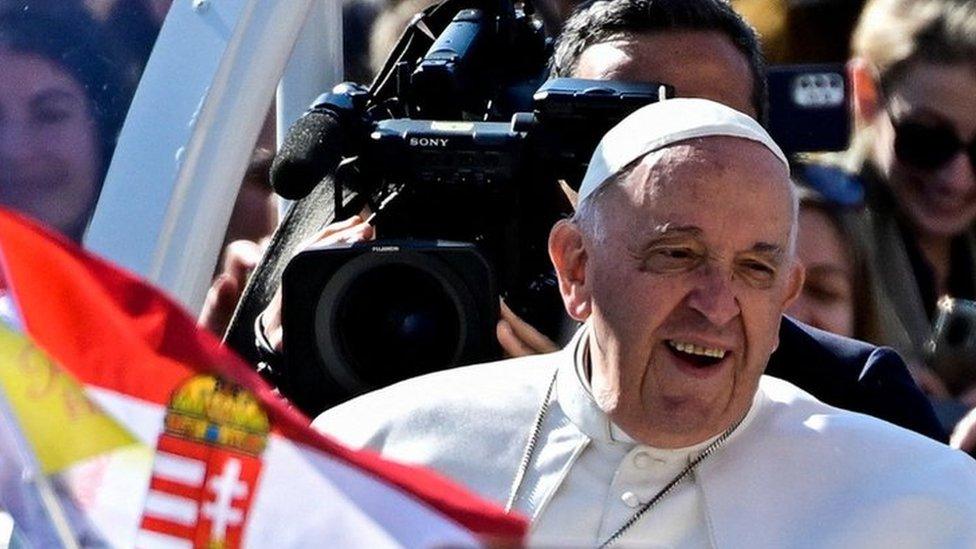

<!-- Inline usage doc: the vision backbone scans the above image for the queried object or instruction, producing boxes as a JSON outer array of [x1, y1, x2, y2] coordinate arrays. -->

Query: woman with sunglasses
[[846, 0, 976, 398]]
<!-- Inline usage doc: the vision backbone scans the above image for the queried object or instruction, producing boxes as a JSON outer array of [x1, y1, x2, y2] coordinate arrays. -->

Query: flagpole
[[30, 477, 80, 549]]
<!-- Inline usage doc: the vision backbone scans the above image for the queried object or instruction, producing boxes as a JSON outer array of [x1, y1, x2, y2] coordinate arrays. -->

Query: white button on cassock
[[632, 451, 653, 469], [621, 491, 640, 508]]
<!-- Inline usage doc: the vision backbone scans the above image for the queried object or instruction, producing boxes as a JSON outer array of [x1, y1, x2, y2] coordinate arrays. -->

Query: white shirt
[[315, 325, 976, 547], [529, 335, 762, 546]]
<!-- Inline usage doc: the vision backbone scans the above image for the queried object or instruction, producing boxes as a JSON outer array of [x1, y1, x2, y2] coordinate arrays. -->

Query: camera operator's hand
[[199, 239, 266, 336], [496, 300, 559, 357], [259, 214, 376, 352]]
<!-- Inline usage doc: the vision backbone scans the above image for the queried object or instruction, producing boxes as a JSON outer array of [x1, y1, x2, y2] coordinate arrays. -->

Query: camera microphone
[[270, 83, 369, 200]]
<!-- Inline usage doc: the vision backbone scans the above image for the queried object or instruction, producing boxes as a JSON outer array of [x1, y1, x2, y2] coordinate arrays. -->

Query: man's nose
[[686, 265, 741, 327]]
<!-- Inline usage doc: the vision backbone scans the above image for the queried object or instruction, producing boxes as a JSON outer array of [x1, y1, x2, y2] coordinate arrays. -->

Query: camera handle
[[363, 185, 406, 226], [330, 154, 406, 229]]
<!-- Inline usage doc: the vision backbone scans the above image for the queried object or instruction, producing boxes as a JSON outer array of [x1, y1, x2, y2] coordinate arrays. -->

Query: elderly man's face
[[552, 137, 801, 447]]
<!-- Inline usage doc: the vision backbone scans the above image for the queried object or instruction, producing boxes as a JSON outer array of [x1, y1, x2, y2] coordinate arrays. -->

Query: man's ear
[[782, 260, 805, 311], [549, 220, 591, 321], [849, 58, 882, 127], [771, 261, 805, 353]]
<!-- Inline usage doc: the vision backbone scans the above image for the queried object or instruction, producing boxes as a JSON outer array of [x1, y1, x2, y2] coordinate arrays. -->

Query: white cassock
[[314, 326, 976, 548]]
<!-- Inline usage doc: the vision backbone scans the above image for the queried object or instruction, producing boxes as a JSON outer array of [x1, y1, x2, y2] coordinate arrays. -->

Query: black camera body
[[280, 77, 674, 414], [273, 0, 853, 415], [350, 78, 676, 330]]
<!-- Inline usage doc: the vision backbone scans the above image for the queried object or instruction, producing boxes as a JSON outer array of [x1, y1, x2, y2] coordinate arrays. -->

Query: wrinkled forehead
[[648, 135, 786, 173], [633, 136, 788, 182], [577, 98, 788, 208], [619, 137, 797, 241]]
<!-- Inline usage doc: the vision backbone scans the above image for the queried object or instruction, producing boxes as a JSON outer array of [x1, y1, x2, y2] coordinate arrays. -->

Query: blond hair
[[852, 0, 976, 87]]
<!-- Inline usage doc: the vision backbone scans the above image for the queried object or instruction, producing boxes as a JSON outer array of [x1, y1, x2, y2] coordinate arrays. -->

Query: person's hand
[[950, 406, 976, 453], [496, 300, 559, 357], [259, 215, 376, 351], [198, 239, 265, 336]]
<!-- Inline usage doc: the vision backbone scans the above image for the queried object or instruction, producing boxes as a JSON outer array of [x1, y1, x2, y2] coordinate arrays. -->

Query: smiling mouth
[[666, 339, 728, 367]]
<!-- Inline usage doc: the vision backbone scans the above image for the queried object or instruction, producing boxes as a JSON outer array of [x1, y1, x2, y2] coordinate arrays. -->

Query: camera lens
[[335, 263, 462, 386], [312, 248, 488, 396]]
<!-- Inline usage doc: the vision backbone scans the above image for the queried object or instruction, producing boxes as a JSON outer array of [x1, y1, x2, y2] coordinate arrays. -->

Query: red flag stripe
[[149, 477, 203, 502], [139, 516, 196, 542]]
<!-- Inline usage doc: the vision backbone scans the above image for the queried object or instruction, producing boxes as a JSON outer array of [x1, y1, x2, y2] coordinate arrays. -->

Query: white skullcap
[[577, 98, 789, 205]]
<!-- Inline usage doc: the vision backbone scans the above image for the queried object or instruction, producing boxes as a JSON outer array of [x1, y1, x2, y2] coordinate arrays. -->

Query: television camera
[[269, 0, 850, 415]]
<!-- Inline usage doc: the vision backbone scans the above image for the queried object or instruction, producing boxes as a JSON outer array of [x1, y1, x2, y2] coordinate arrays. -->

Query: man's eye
[[662, 248, 694, 259], [746, 261, 774, 274], [739, 261, 776, 284], [642, 247, 702, 272]]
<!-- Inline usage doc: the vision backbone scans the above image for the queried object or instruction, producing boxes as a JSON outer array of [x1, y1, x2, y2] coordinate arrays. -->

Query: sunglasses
[[887, 110, 976, 173]]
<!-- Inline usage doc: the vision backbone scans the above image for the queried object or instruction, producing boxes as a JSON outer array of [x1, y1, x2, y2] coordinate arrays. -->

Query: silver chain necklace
[[505, 370, 745, 548]]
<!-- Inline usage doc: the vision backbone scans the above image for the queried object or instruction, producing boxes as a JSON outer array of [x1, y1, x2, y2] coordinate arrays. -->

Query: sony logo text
[[409, 137, 450, 147]]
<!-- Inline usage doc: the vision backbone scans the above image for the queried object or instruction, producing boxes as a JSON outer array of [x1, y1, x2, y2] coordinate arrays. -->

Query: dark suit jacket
[[768, 317, 947, 443]]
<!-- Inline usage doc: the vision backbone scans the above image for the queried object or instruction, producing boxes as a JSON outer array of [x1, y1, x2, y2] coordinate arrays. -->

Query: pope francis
[[314, 98, 976, 547]]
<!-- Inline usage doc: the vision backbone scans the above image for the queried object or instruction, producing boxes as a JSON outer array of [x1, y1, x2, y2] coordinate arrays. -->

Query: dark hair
[[0, 6, 131, 177], [793, 166, 883, 345], [551, 0, 768, 124], [104, 0, 165, 88]]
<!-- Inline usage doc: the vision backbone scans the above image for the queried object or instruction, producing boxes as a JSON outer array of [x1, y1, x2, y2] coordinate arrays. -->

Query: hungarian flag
[[0, 208, 525, 548]]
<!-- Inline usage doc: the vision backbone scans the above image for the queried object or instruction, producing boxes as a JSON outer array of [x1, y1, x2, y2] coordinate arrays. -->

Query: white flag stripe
[[86, 386, 166, 445], [143, 491, 198, 526], [135, 529, 193, 549], [59, 390, 160, 548], [0, 511, 15, 546], [152, 452, 206, 486], [244, 436, 480, 548], [297, 444, 480, 548]]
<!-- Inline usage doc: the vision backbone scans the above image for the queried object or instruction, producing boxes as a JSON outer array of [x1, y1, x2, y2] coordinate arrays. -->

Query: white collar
[[554, 324, 634, 444], [555, 323, 764, 453]]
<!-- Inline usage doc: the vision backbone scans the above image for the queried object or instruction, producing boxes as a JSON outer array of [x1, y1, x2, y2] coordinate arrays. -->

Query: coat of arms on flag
[[140, 376, 270, 548], [0, 208, 527, 547]]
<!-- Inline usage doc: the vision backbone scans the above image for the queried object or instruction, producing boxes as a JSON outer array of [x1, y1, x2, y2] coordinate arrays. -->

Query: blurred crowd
[[0, 0, 276, 250], [3, 0, 976, 450]]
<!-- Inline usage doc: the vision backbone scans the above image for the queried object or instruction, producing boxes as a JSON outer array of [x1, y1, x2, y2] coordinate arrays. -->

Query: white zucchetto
[[577, 98, 789, 206]]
